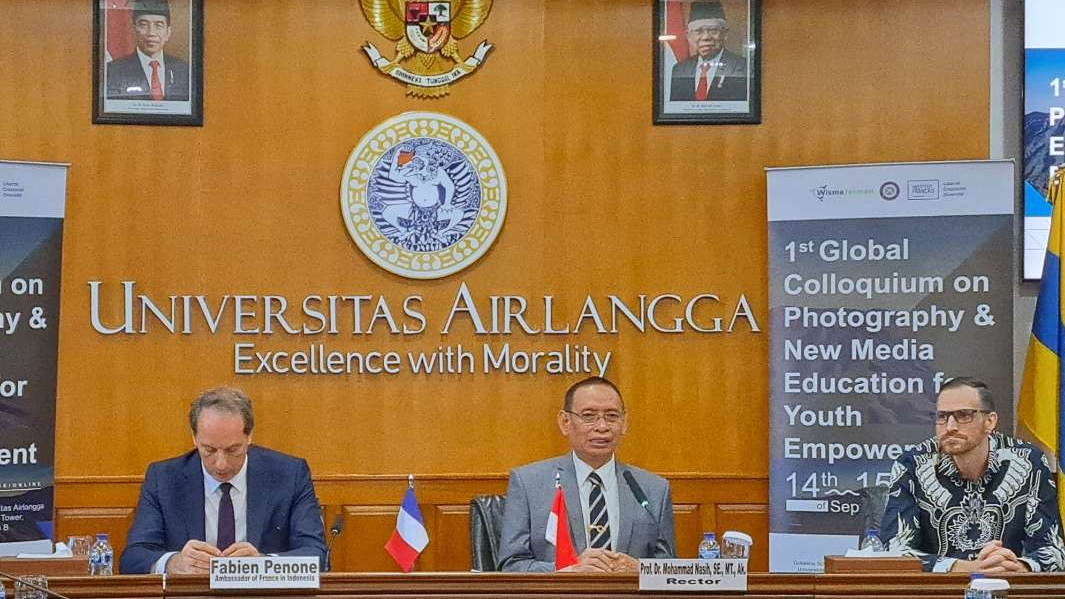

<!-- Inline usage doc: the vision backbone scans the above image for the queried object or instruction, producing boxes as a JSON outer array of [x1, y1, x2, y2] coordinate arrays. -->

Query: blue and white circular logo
[[341, 112, 507, 279]]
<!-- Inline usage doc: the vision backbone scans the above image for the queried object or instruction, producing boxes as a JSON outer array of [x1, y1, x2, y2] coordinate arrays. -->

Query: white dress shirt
[[571, 452, 620, 551], [694, 50, 724, 94], [135, 48, 166, 94], [152, 457, 249, 573]]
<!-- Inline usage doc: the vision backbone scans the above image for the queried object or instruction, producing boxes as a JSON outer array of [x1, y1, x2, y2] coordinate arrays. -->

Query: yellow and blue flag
[[1020, 168, 1065, 520]]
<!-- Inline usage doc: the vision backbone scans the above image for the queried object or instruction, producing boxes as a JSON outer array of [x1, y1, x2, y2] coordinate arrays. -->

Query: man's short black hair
[[939, 376, 995, 412], [563, 377, 624, 412]]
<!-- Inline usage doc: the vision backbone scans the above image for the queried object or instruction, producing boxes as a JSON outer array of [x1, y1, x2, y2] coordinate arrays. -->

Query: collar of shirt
[[136, 48, 165, 70], [697, 49, 725, 68], [202, 455, 248, 497], [572, 453, 617, 489]]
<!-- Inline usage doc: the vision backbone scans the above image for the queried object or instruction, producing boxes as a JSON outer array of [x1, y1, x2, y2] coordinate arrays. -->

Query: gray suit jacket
[[497, 454, 676, 572]]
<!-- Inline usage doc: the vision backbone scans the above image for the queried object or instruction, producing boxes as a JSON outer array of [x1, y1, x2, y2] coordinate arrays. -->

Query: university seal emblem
[[340, 112, 507, 279], [360, 0, 494, 97]]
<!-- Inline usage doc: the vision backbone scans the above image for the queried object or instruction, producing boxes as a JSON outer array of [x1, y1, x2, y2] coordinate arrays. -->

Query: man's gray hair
[[188, 387, 254, 435]]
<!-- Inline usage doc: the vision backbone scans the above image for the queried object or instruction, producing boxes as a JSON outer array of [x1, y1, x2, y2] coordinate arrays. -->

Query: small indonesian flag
[[545, 487, 578, 570], [385, 485, 429, 572]]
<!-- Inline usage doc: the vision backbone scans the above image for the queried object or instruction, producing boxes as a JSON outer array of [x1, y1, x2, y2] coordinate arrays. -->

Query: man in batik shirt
[[881, 377, 1065, 573]]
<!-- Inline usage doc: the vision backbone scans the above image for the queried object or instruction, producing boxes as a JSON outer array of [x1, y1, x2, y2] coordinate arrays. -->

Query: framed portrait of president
[[653, 0, 761, 125], [92, 0, 204, 126]]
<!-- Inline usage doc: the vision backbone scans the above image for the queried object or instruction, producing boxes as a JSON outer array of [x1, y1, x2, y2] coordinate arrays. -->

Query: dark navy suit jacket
[[119, 446, 326, 574], [669, 49, 748, 101], [106, 51, 190, 101]]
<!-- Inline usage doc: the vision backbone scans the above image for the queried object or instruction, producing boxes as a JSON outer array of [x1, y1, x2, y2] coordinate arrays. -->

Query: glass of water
[[67, 535, 93, 558], [14, 575, 47, 599]]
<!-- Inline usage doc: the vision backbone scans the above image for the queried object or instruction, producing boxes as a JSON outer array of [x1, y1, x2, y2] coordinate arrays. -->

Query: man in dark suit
[[119, 387, 326, 574], [106, 0, 190, 101], [670, 1, 748, 102], [497, 377, 675, 572]]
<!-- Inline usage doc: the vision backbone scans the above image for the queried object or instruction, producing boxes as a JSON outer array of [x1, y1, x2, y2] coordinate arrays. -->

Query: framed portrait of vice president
[[92, 0, 203, 126], [653, 0, 761, 125]]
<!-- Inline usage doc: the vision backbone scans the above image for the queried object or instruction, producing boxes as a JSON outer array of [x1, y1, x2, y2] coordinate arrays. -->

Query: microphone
[[623, 470, 655, 518], [0, 570, 75, 599], [329, 513, 345, 537], [325, 512, 345, 572]]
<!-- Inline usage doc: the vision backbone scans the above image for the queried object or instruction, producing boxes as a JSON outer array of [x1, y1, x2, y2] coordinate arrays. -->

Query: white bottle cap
[[722, 531, 753, 546], [970, 578, 1010, 591]]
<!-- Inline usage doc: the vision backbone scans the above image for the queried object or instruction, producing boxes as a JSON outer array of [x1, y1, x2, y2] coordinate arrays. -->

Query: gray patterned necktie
[[587, 472, 611, 549]]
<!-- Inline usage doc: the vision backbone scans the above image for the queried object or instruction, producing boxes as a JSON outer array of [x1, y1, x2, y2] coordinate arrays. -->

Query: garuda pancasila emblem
[[360, 0, 494, 98]]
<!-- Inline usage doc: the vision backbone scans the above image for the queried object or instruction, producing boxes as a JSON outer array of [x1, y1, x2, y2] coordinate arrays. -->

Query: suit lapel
[[180, 453, 206, 542], [245, 447, 273, 548], [558, 455, 586, 554], [615, 461, 635, 554]]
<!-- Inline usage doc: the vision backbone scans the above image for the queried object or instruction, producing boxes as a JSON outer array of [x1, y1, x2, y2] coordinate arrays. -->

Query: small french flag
[[385, 480, 429, 572]]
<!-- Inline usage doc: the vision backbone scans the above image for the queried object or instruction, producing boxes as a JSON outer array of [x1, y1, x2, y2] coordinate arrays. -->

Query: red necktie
[[695, 62, 710, 101], [149, 60, 163, 101]]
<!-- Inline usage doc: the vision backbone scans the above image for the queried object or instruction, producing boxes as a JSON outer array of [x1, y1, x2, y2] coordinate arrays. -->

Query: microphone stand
[[325, 514, 345, 573]]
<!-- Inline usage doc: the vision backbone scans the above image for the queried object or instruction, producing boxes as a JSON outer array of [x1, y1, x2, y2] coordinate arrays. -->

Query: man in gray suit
[[498, 377, 675, 572]]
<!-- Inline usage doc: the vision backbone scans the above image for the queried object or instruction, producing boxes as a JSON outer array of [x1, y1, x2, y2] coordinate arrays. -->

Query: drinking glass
[[721, 531, 753, 559], [14, 575, 47, 599], [67, 535, 93, 557]]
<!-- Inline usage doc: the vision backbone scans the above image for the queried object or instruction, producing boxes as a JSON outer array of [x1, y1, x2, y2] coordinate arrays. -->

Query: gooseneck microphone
[[0, 570, 74, 599], [325, 512, 345, 572], [623, 470, 656, 518], [329, 513, 346, 538]]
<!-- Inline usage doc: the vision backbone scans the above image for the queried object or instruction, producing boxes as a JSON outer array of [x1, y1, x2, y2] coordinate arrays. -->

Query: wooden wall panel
[[433, 505, 474, 572], [1, 0, 990, 573], [670, 503, 702, 559], [53, 507, 136, 572], [716, 504, 770, 571], [0, 0, 988, 481], [335, 506, 401, 572]]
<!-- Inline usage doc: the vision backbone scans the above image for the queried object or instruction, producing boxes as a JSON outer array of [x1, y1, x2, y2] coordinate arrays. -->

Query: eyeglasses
[[687, 26, 726, 37], [935, 409, 991, 425], [564, 410, 625, 426]]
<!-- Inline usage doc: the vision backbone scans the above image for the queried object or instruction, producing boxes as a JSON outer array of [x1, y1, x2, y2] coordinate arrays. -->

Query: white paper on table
[[0, 539, 53, 557]]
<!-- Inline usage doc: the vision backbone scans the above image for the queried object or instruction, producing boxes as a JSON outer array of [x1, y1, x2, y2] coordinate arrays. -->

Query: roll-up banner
[[0, 160, 68, 553], [766, 160, 1014, 572]]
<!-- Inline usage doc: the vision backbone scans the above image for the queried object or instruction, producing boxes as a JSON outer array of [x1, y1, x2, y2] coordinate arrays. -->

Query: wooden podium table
[[20, 572, 1065, 599]]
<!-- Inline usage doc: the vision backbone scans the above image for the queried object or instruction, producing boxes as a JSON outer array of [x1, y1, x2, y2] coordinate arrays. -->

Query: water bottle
[[697, 532, 720, 559], [859, 528, 884, 552], [1, 579, 6, 599], [89, 533, 114, 576], [964, 572, 985, 599]]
